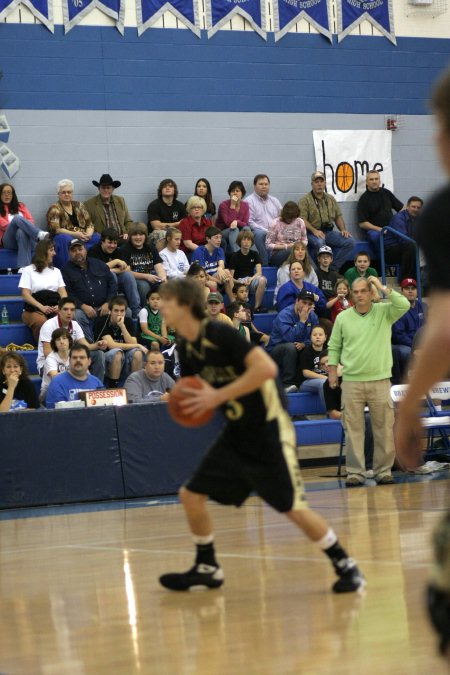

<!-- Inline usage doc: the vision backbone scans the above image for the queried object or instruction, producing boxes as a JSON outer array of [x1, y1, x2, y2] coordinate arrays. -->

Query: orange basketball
[[168, 376, 215, 428], [335, 161, 354, 193]]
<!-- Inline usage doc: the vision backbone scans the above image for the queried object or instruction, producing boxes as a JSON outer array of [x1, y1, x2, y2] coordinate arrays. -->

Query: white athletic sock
[[193, 534, 214, 546], [316, 529, 338, 550]]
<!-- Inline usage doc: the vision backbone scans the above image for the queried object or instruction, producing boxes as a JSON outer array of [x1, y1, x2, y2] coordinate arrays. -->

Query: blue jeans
[[105, 347, 141, 382], [299, 378, 326, 410], [53, 232, 101, 269], [270, 343, 298, 386], [250, 227, 269, 265], [115, 271, 141, 319], [269, 249, 291, 267], [392, 344, 411, 385], [307, 229, 354, 272], [2, 215, 41, 267]]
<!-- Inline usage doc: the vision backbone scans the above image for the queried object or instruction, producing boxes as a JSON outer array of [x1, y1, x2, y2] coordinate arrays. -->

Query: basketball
[[168, 376, 215, 427]]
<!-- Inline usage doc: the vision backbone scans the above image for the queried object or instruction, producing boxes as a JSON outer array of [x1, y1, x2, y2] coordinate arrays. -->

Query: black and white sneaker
[[332, 558, 366, 593], [159, 564, 224, 591]]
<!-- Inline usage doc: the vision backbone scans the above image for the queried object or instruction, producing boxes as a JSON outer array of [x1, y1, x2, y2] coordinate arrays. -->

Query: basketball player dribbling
[[395, 67, 450, 660], [158, 277, 365, 594]]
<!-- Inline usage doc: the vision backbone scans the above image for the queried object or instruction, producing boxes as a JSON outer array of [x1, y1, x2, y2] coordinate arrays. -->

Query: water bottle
[[1, 305, 9, 324]]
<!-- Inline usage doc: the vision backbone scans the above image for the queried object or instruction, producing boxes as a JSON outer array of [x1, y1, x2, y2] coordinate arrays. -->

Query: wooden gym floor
[[0, 468, 449, 675]]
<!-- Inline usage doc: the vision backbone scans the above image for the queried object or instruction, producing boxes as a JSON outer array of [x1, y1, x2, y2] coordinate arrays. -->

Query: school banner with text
[[337, 0, 396, 45], [0, 0, 53, 31], [313, 130, 393, 203], [137, 0, 200, 36], [63, 0, 124, 32], [206, 0, 266, 39], [273, 0, 331, 42]]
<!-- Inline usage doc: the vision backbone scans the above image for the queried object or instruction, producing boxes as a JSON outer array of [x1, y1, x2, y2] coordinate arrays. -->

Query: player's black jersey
[[177, 319, 289, 434]]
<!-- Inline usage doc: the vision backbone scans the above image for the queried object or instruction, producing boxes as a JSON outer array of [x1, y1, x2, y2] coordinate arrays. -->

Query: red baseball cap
[[401, 278, 417, 288]]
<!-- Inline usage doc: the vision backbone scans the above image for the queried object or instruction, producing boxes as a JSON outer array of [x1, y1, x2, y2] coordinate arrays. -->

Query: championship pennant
[[63, 0, 125, 33], [206, 0, 266, 40], [337, 0, 396, 45], [0, 0, 53, 31], [273, 0, 331, 43], [137, 0, 200, 36]]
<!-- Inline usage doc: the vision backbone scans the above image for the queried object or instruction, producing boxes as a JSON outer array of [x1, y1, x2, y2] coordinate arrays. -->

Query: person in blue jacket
[[276, 260, 326, 315], [391, 277, 426, 383], [267, 289, 319, 392], [384, 196, 423, 280], [46, 343, 104, 409]]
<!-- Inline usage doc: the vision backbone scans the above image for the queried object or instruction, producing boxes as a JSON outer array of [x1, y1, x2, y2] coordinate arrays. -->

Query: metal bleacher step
[[0, 273, 21, 295], [0, 297, 24, 322], [0, 323, 34, 347]]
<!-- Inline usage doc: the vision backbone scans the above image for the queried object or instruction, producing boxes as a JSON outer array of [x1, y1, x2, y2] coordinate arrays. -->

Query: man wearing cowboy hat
[[84, 174, 133, 241]]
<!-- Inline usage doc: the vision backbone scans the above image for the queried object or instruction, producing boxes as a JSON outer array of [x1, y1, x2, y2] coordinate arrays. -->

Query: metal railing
[[379, 227, 422, 301]]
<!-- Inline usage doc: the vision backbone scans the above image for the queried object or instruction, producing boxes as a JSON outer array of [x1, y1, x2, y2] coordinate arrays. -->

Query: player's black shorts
[[185, 417, 307, 513]]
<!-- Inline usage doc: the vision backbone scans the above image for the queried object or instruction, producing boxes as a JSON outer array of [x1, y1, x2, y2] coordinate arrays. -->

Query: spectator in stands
[[277, 261, 326, 314], [267, 289, 319, 392], [62, 239, 117, 342], [20, 239, 67, 342], [298, 325, 328, 406], [344, 251, 378, 286], [84, 174, 132, 241], [205, 292, 234, 326], [37, 296, 106, 381], [147, 178, 186, 250], [0, 352, 39, 412], [265, 201, 308, 267], [274, 242, 318, 304], [384, 196, 423, 280], [118, 222, 166, 306], [125, 350, 175, 403], [39, 327, 72, 403], [192, 178, 216, 221], [315, 245, 338, 318], [0, 183, 48, 270], [298, 171, 354, 272], [245, 174, 282, 265], [327, 276, 409, 486], [357, 170, 403, 249], [328, 278, 353, 324], [186, 262, 212, 303], [179, 196, 211, 257], [216, 180, 250, 254], [139, 288, 175, 348], [229, 230, 267, 312], [226, 301, 251, 341], [94, 296, 146, 387], [391, 278, 426, 384], [46, 343, 104, 409], [47, 179, 100, 269], [232, 282, 269, 346], [321, 353, 374, 473], [87, 228, 140, 320], [159, 227, 190, 279], [192, 226, 234, 299]]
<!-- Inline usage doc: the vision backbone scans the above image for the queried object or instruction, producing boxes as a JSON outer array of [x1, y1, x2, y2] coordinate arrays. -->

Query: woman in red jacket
[[0, 183, 48, 270]]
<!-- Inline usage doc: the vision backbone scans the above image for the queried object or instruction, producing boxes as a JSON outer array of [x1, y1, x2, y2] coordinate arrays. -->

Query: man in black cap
[[266, 289, 319, 392], [84, 174, 133, 240]]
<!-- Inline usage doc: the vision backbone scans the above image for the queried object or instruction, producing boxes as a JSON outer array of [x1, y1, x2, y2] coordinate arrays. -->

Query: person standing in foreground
[[327, 276, 409, 487], [395, 67, 450, 663], [158, 277, 364, 593]]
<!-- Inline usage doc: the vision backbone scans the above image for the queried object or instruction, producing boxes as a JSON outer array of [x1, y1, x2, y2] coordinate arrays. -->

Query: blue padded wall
[[0, 25, 449, 113]]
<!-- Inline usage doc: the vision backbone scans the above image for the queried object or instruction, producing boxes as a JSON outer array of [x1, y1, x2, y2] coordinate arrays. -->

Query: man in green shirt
[[328, 276, 409, 487]]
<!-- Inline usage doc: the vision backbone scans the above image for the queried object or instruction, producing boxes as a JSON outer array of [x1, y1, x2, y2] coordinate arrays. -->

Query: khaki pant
[[341, 379, 395, 479]]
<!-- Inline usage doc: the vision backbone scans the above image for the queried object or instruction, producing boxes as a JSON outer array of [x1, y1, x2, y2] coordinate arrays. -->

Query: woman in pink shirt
[[0, 183, 48, 270], [265, 201, 308, 266], [215, 180, 250, 254]]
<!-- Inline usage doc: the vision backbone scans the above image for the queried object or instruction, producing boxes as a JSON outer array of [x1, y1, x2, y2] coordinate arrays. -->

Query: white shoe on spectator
[[37, 230, 49, 240], [285, 384, 298, 394]]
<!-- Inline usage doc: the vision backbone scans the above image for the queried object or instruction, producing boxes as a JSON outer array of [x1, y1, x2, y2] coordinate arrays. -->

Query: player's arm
[[395, 290, 450, 468], [181, 346, 277, 415]]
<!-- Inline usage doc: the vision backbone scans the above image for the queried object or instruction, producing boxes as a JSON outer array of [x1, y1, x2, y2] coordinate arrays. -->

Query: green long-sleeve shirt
[[344, 266, 378, 286], [328, 290, 410, 381]]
